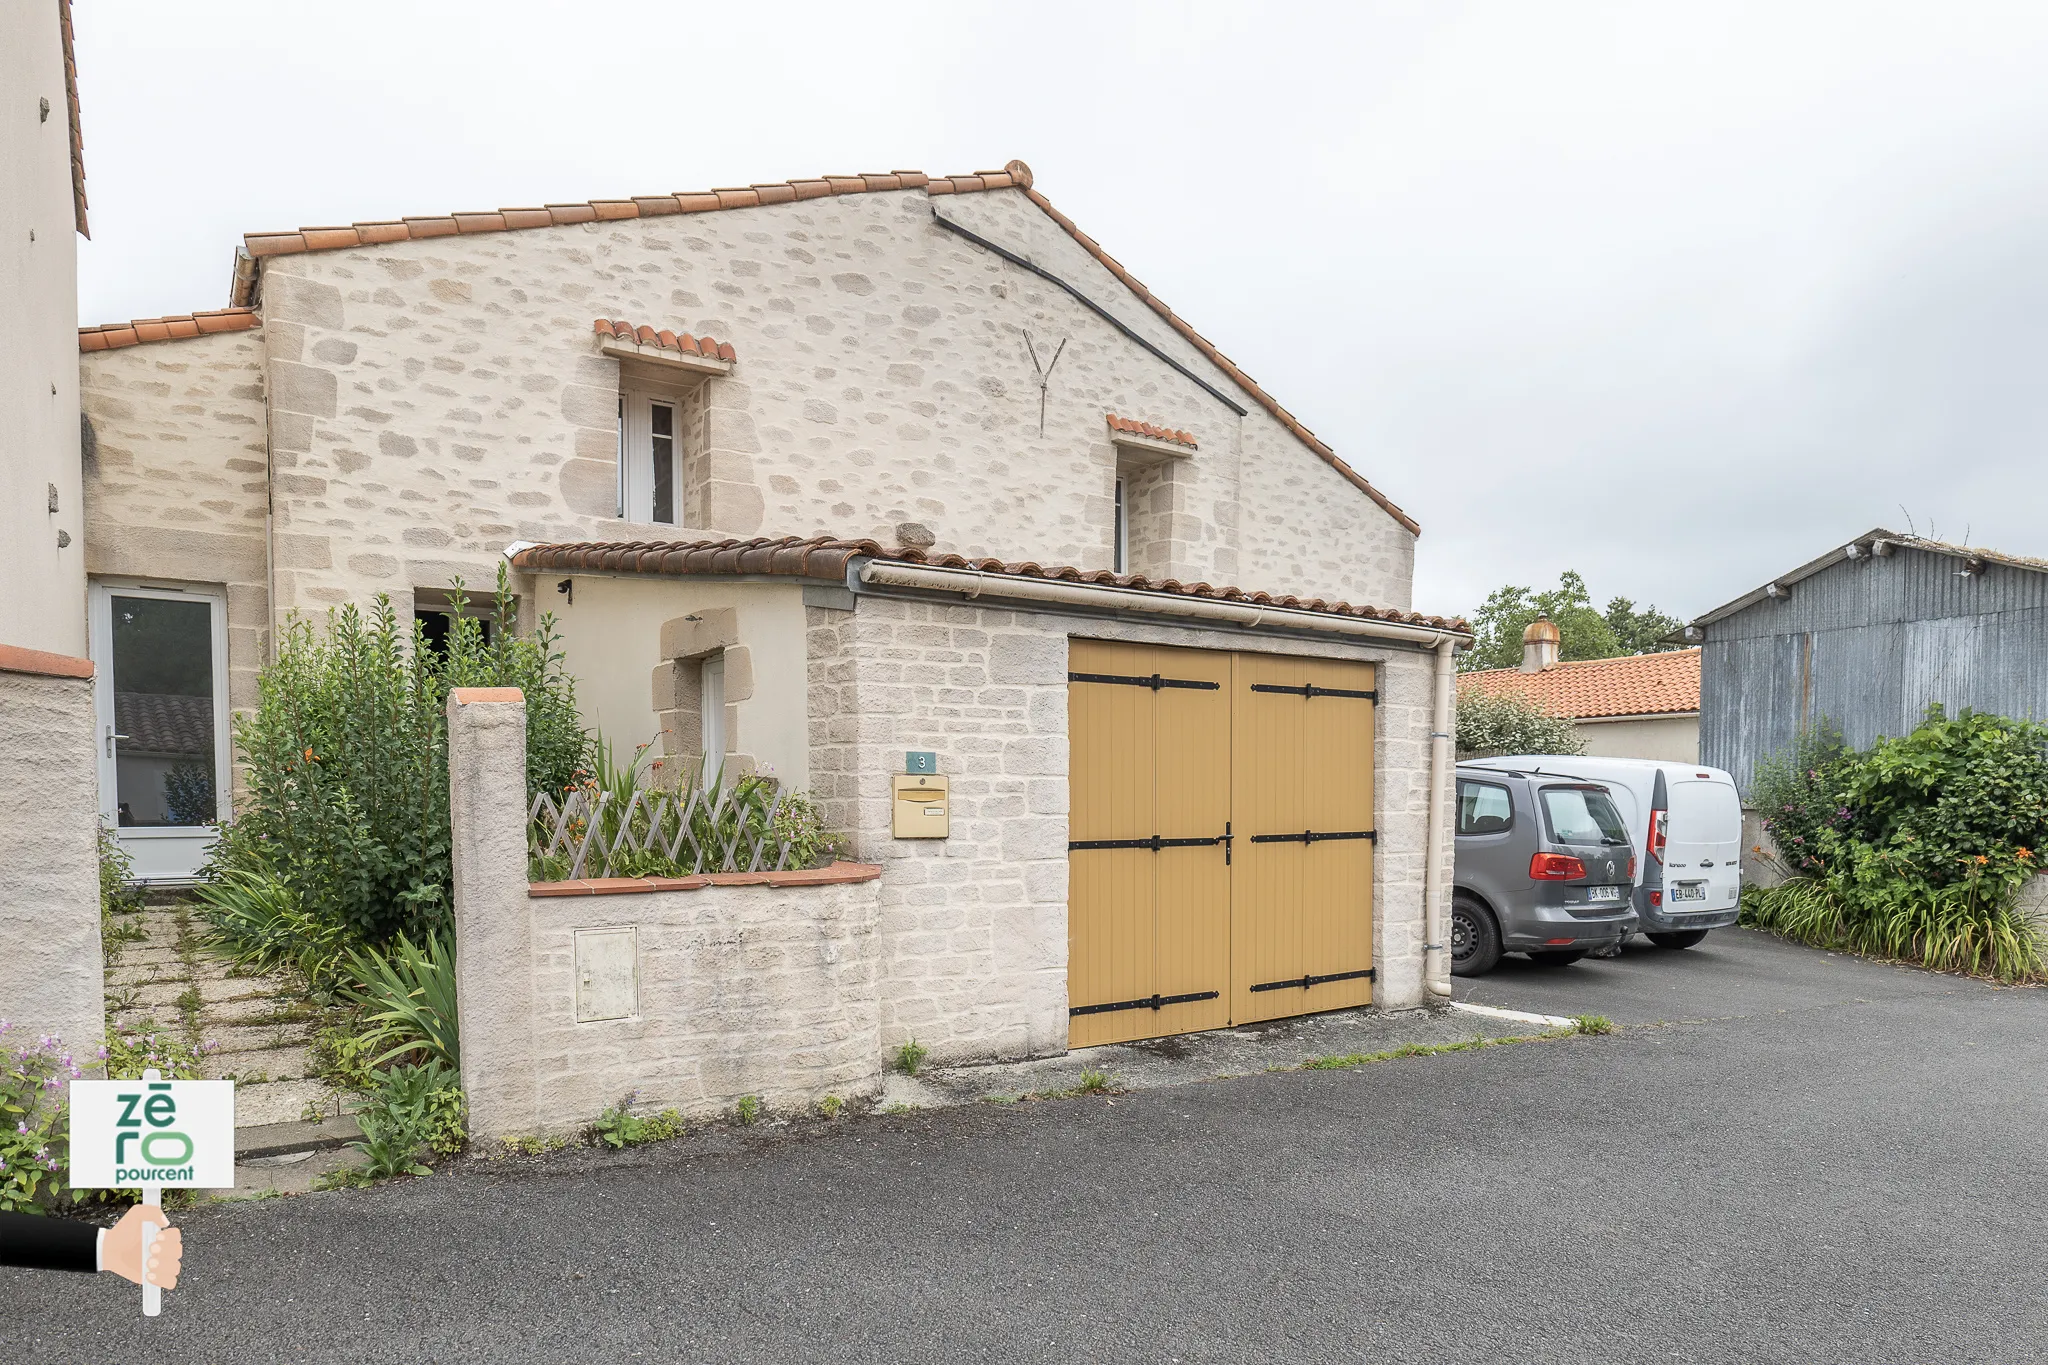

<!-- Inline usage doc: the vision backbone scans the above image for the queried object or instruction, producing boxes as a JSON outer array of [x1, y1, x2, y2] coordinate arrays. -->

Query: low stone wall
[[448, 687, 883, 1141], [0, 648, 104, 1061]]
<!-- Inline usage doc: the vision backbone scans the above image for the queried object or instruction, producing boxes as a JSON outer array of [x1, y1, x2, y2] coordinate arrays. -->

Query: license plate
[[1672, 882, 1707, 902], [1586, 885, 1622, 904]]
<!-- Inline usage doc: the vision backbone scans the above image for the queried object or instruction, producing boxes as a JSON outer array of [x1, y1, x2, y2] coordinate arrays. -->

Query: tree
[[1460, 570, 1684, 672], [1603, 597, 1684, 657]]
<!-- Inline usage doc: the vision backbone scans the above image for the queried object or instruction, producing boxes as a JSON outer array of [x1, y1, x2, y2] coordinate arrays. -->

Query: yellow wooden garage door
[[1229, 654, 1377, 1023], [1066, 641, 1376, 1046], [1066, 641, 1232, 1048]]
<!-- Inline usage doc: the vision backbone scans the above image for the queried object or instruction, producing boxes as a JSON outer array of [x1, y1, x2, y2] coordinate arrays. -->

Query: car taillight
[[1529, 852, 1588, 881], [1628, 855, 1637, 880], [1648, 809, 1667, 863], [1650, 890, 1662, 907]]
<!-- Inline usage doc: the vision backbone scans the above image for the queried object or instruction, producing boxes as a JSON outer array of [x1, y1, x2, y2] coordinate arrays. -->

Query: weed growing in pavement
[[592, 1094, 684, 1149], [498, 1134, 570, 1158], [1076, 1069, 1112, 1094], [1300, 1033, 1558, 1071], [893, 1039, 929, 1076], [881, 1102, 917, 1114], [817, 1094, 844, 1120], [1573, 1014, 1617, 1035], [734, 1095, 762, 1126]]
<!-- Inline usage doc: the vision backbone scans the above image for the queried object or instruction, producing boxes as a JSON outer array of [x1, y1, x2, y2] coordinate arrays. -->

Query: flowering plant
[[0, 1023, 84, 1213]]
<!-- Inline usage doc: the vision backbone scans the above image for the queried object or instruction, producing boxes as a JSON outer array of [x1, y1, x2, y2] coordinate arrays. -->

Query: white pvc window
[[699, 653, 725, 791], [617, 390, 678, 524], [1113, 475, 1129, 573]]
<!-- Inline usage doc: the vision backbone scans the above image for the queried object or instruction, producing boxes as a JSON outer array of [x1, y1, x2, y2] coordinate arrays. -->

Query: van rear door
[[1664, 777, 1742, 913]]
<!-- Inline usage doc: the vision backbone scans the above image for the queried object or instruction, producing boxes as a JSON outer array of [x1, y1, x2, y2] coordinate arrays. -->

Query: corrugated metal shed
[[1690, 529, 2048, 794]]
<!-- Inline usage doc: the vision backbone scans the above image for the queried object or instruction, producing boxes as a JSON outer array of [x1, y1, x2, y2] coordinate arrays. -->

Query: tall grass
[[1742, 878, 2046, 983]]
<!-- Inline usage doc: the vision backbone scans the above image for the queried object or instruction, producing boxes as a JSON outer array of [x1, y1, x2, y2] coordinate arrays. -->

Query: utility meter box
[[892, 773, 949, 839]]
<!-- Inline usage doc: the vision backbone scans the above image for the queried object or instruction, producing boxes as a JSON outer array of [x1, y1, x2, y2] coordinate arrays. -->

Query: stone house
[[76, 157, 1471, 1075], [1459, 621, 1701, 763]]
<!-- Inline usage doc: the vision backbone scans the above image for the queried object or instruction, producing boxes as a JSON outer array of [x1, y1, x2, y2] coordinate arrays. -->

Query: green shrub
[[346, 1060, 466, 1178], [1750, 724, 1853, 878], [1743, 707, 2048, 981], [592, 1093, 684, 1148], [221, 566, 585, 944], [734, 1095, 762, 1125], [1455, 689, 1584, 758], [893, 1039, 928, 1076], [343, 932, 459, 1069], [0, 1025, 83, 1213], [192, 864, 349, 989]]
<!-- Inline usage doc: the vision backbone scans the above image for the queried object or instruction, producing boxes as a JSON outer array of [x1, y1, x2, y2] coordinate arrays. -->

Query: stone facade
[[79, 328, 271, 719], [1, 0, 86, 657], [803, 591, 1443, 1064], [81, 178, 1419, 666], [0, 662, 105, 1058]]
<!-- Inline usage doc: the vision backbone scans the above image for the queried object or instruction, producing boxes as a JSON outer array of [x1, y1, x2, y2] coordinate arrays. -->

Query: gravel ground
[[7, 929, 2044, 1364]]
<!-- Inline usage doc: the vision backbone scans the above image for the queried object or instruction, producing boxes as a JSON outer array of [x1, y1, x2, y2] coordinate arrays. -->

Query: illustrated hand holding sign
[[69, 1069, 233, 1315]]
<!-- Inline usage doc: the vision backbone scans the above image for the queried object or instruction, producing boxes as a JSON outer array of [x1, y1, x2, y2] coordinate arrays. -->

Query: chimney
[[1520, 614, 1561, 672]]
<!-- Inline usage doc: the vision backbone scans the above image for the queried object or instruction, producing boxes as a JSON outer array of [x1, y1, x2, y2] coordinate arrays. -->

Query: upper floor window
[[1113, 476, 1129, 573], [618, 389, 678, 524]]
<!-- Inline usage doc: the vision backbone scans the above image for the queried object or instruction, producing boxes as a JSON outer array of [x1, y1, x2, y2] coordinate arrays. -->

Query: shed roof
[[1459, 649, 1700, 720], [1681, 528, 2048, 634], [510, 535, 1469, 632]]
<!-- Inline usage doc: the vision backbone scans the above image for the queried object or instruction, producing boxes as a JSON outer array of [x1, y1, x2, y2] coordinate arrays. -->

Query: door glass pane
[[111, 595, 216, 827], [699, 654, 725, 791]]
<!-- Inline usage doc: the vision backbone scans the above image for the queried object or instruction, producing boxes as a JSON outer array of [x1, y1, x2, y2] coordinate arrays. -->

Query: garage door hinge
[[1068, 670, 1220, 691], [1248, 829, 1376, 845], [1249, 683, 1376, 700], [1249, 968, 1375, 994], [1070, 989, 1221, 1018], [1071, 822, 1233, 863]]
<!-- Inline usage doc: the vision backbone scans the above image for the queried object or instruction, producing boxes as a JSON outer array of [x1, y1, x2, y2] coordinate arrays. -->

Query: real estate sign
[[69, 1077, 235, 1189]]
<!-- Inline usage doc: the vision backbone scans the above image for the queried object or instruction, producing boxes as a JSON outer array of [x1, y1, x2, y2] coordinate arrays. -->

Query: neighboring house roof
[[1459, 649, 1701, 720], [1105, 414, 1197, 449], [60, 0, 86, 237], [78, 307, 261, 352], [511, 535, 1469, 631], [592, 318, 736, 363], [1682, 528, 2048, 633], [114, 691, 214, 758], [222, 158, 1420, 536]]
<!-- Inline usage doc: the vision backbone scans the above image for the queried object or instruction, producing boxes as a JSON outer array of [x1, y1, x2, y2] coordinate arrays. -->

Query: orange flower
[[1974, 854, 1990, 865], [303, 748, 318, 763], [2018, 847, 2035, 861]]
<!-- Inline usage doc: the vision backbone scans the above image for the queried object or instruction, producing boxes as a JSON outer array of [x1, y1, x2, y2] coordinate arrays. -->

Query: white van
[[1463, 756, 1743, 947]]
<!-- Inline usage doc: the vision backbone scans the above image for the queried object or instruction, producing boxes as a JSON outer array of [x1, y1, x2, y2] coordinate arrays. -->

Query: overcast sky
[[71, 1, 2048, 622]]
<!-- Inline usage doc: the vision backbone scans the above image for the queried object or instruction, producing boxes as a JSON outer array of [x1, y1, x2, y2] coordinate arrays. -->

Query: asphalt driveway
[[8, 928, 2046, 1364]]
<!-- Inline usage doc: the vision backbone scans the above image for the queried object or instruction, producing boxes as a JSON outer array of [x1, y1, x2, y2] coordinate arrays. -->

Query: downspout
[[1423, 636, 1457, 997]]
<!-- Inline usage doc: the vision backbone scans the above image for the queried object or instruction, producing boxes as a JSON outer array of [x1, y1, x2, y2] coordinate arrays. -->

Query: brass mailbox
[[892, 773, 949, 839]]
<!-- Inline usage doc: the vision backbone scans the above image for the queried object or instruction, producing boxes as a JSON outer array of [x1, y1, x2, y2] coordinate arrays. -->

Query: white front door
[[90, 583, 231, 883]]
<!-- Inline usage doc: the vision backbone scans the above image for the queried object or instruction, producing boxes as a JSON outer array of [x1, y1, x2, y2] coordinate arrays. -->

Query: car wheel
[[1450, 896, 1502, 977], [1648, 929, 1709, 949], [1526, 950, 1586, 966]]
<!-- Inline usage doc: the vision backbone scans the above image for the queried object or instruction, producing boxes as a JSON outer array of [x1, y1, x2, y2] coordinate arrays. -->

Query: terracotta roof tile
[[1458, 649, 1701, 720], [79, 307, 260, 353], [220, 156, 1418, 535], [511, 535, 1468, 632], [1106, 414, 1198, 449], [593, 318, 737, 365], [60, 0, 87, 237]]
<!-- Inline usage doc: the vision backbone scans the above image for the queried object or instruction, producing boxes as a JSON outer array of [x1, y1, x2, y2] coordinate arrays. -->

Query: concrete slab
[[876, 1001, 1555, 1111]]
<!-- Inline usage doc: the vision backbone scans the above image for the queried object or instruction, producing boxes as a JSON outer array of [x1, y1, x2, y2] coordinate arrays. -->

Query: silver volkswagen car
[[1451, 765, 1640, 976]]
